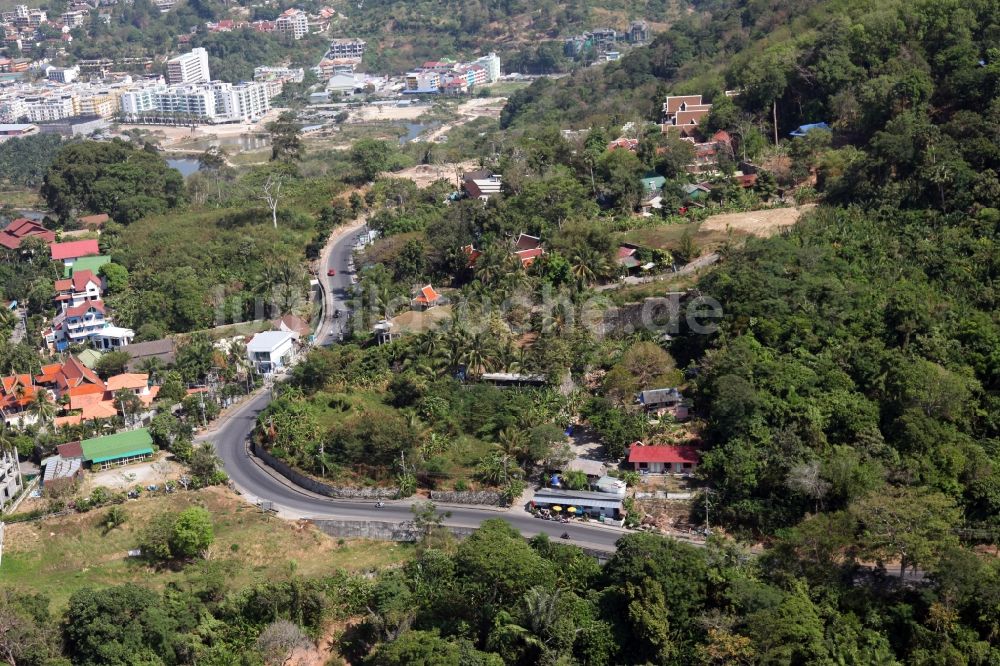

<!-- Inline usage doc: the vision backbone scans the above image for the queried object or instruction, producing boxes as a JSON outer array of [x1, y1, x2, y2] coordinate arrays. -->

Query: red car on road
[[327, 268, 336, 276]]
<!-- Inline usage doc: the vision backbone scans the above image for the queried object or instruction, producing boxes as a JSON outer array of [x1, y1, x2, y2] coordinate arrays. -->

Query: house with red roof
[[50, 239, 100, 267], [628, 444, 701, 474], [413, 284, 441, 310], [53, 270, 102, 311], [513, 234, 544, 267], [461, 244, 481, 268], [607, 136, 639, 152], [0, 218, 55, 250], [0, 373, 38, 425]]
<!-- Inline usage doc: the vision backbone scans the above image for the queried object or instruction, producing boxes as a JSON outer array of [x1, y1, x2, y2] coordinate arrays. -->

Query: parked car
[[327, 268, 336, 276]]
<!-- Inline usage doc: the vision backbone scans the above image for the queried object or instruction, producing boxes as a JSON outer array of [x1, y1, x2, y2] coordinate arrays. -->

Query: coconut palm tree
[[30, 390, 56, 426], [136, 357, 165, 383], [459, 331, 495, 378], [0, 420, 15, 453]]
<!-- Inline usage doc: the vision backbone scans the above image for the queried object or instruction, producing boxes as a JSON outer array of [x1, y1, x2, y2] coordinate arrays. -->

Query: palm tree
[[498, 427, 529, 463], [0, 420, 15, 453], [476, 450, 523, 487], [114, 389, 142, 426], [30, 390, 56, 426], [460, 331, 495, 378], [136, 357, 165, 383]]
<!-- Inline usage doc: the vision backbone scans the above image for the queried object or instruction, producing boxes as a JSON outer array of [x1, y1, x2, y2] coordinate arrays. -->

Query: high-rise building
[[275, 8, 308, 40], [166, 47, 210, 84], [119, 81, 270, 123], [474, 52, 501, 83], [326, 38, 366, 59]]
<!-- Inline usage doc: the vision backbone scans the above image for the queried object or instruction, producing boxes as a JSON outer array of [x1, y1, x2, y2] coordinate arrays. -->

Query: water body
[[166, 158, 201, 177], [176, 133, 271, 153], [399, 122, 439, 144]]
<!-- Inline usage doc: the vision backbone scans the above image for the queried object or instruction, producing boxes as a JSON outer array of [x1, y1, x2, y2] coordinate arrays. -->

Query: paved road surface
[[313, 222, 367, 346], [209, 222, 629, 553]]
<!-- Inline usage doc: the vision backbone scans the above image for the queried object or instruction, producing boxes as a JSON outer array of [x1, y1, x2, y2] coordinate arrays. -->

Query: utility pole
[[703, 488, 713, 536], [772, 99, 779, 146]]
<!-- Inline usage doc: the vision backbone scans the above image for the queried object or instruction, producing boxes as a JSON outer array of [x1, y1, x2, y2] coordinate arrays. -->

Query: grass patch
[[1, 189, 44, 208], [478, 81, 532, 96], [1, 486, 413, 609]]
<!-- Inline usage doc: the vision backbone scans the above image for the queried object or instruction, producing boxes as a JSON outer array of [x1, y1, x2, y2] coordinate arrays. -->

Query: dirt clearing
[[699, 204, 816, 236]]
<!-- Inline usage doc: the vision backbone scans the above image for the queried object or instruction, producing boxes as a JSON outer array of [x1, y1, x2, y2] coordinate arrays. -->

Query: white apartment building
[[60, 9, 87, 27], [47, 65, 80, 83], [0, 97, 27, 123], [224, 81, 270, 121], [120, 80, 270, 123], [25, 94, 76, 122], [326, 38, 366, 59], [475, 52, 501, 82], [14, 4, 46, 27], [119, 85, 157, 116], [0, 447, 22, 506], [166, 47, 210, 84], [151, 84, 216, 118], [275, 8, 308, 39]]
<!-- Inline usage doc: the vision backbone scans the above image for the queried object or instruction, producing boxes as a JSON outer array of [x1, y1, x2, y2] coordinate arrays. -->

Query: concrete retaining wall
[[252, 441, 398, 499], [312, 519, 477, 542], [311, 519, 612, 562], [428, 490, 503, 505]]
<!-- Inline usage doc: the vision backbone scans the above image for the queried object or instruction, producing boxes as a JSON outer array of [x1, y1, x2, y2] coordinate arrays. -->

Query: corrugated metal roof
[[80, 429, 154, 463]]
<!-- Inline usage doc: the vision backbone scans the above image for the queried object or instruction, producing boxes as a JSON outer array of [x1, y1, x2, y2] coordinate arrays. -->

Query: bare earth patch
[[698, 204, 817, 237], [388, 160, 480, 188]]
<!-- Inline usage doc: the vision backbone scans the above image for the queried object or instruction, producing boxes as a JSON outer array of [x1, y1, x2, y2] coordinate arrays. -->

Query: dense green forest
[[340, 0, 670, 73], [5, 518, 1000, 665]]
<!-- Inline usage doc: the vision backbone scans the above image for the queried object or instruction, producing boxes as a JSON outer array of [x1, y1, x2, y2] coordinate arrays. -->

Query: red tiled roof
[[0, 218, 55, 250], [628, 445, 701, 464], [57, 440, 83, 457], [515, 247, 544, 267], [664, 95, 703, 115], [65, 383, 105, 398], [105, 373, 148, 392], [414, 285, 440, 304], [54, 414, 83, 429], [618, 246, 637, 259], [462, 244, 481, 267], [514, 233, 542, 251], [57, 356, 103, 389], [72, 270, 98, 291], [64, 300, 105, 318], [50, 239, 100, 261]]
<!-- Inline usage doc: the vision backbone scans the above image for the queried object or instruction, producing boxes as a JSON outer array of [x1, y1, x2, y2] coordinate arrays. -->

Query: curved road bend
[[208, 220, 628, 552]]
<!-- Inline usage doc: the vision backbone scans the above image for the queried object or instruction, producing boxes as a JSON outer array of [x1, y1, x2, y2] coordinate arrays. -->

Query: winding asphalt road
[[207, 224, 629, 552]]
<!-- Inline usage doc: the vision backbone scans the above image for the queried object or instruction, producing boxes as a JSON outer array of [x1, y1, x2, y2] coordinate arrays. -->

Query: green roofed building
[[77, 348, 103, 370], [65, 255, 111, 278], [81, 428, 155, 470]]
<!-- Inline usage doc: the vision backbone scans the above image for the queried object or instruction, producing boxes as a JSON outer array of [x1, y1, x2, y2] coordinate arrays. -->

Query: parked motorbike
[[560, 532, 570, 540]]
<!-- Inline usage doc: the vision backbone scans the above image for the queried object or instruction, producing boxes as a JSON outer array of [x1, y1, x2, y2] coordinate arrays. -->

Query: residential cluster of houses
[[0, 355, 155, 427], [402, 53, 501, 95], [603, 93, 764, 214], [0, 217, 134, 351], [563, 21, 650, 62], [204, 7, 335, 40]]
